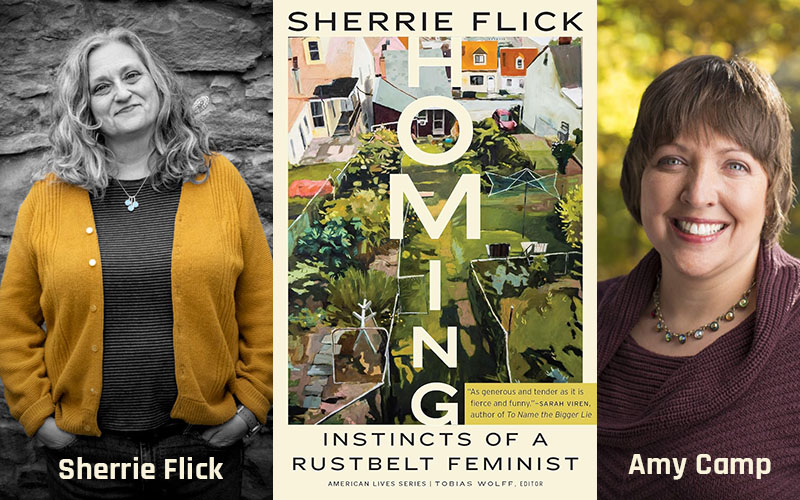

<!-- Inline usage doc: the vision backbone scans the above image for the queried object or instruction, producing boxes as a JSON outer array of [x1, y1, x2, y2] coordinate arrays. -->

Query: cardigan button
[[91, 345, 98, 352], [89, 259, 97, 267], [90, 304, 98, 313], [89, 387, 96, 394], [86, 227, 94, 234], [83, 425, 90, 432]]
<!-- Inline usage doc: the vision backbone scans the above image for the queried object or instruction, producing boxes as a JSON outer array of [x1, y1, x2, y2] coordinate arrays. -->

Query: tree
[[597, 0, 800, 279], [321, 189, 391, 258], [557, 184, 582, 249], [550, 141, 576, 175], [451, 118, 533, 191], [340, 129, 402, 195]]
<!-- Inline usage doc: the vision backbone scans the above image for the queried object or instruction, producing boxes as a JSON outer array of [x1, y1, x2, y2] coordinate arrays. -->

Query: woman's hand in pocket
[[36, 417, 77, 450], [200, 412, 249, 448]]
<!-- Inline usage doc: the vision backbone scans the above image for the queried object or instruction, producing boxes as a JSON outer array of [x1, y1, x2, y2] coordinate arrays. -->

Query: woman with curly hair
[[0, 28, 272, 499]]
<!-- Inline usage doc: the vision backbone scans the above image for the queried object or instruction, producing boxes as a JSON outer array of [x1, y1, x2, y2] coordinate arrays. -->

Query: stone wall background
[[0, 1, 273, 498]]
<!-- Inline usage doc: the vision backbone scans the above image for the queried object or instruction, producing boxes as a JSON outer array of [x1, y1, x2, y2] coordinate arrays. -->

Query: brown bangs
[[621, 55, 794, 243]]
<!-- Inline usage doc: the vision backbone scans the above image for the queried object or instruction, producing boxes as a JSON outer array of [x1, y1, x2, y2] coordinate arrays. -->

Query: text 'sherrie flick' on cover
[[273, 2, 598, 497]]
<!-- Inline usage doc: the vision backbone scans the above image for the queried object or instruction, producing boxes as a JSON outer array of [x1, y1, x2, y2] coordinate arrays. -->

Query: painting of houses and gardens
[[288, 36, 582, 424]]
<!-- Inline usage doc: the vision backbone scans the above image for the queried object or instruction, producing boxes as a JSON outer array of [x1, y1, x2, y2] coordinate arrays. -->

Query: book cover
[[273, 1, 596, 497]]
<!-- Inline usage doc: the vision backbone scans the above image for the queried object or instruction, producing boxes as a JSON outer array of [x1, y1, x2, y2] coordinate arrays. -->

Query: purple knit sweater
[[598, 243, 800, 499]]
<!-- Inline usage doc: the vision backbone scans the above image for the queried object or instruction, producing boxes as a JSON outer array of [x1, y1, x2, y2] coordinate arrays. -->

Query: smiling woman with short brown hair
[[620, 55, 794, 244], [597, 55, 800, 497]]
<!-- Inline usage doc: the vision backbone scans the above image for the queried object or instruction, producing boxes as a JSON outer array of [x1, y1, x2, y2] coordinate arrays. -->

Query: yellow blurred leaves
[[598, 0, 800, 279]]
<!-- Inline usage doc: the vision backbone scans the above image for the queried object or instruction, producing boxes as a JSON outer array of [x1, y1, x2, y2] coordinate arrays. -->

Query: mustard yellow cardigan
[[0, 155, 273, 436]]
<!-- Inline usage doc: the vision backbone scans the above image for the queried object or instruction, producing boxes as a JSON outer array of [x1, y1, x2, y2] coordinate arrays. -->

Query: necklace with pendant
[[652, 272, 756, 344], [116, 177, 148, 212]]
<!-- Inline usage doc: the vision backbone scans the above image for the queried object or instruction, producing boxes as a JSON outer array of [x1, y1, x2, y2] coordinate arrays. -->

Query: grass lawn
[[514, 134, 559, 171], [505, 284, 582, 382]]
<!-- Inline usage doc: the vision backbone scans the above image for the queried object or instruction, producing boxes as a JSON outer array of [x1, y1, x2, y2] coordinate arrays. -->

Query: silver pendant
[[124, 196, 140, 212]]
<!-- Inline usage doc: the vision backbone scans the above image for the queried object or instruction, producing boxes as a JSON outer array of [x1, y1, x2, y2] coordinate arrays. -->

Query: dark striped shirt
[[91, 178, 181, 432]]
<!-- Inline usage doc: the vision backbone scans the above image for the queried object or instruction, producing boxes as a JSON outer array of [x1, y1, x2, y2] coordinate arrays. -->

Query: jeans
[[43, 425, 243, 500]]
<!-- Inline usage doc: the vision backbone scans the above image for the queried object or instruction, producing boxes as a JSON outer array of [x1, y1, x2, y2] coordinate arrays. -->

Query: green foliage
[[398, 276, 428, 313], [294, 217, 365, 276], [452, 150, 482, 176], [288, 260, 325, 297], [326, 269, 397, 327], [486, 264, 529, 295], [321, 189, 390, 254], [557, 184, 583, 248], [598, 0, 800, 278], [550, 141, 576, 174], [340, 129, 402, 194], [473, 118, 531, 169], [400, 207, 424, 246], [450, 119, 533, 190], [288, 307, 327, 329], [479, 258, 555, 299], [529, 254, 550, 273], [572, 128, 583, 145], [513, 286, 582, 383]]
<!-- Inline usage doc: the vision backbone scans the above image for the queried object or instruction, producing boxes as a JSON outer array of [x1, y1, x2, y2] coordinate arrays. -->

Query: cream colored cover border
[[273, 1, 598, 496]]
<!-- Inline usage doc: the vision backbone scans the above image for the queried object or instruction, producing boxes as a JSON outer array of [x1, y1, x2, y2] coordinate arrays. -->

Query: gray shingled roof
[[550, 44, 581, 88], [373, 49, 451, 112]]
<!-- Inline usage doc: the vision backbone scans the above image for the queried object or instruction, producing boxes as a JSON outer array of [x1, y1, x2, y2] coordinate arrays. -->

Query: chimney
[[291, 56, 302, 94], [379, 55, 386, 78]]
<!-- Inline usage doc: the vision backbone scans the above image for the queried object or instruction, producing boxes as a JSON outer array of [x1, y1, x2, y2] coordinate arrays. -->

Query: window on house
[[290, 139, 296, 159], [507, 79, 512, 86], [307, 40, 320, 61], [544, 54, 548, 66], [519, 80, 524, 88], [310, 101, 324, 127], [416, 110, 428, 126], [340, 97, 353, 112], [474, 53, 486, 65], [470, 75, 484, 85], [516, 57, 524, 69]]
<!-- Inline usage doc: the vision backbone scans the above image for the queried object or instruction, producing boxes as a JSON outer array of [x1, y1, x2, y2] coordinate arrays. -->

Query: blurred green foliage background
[[598, 0, 800, 279]]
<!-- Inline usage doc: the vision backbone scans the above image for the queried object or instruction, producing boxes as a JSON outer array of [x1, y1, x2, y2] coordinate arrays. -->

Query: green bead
[[665, 332, 672, 342], [709, 321, 720, 331], [738, 298, 748, 309], [678, 334, 687, 344], [656, 321, 663, 332], [724, 311, 735, 321]]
